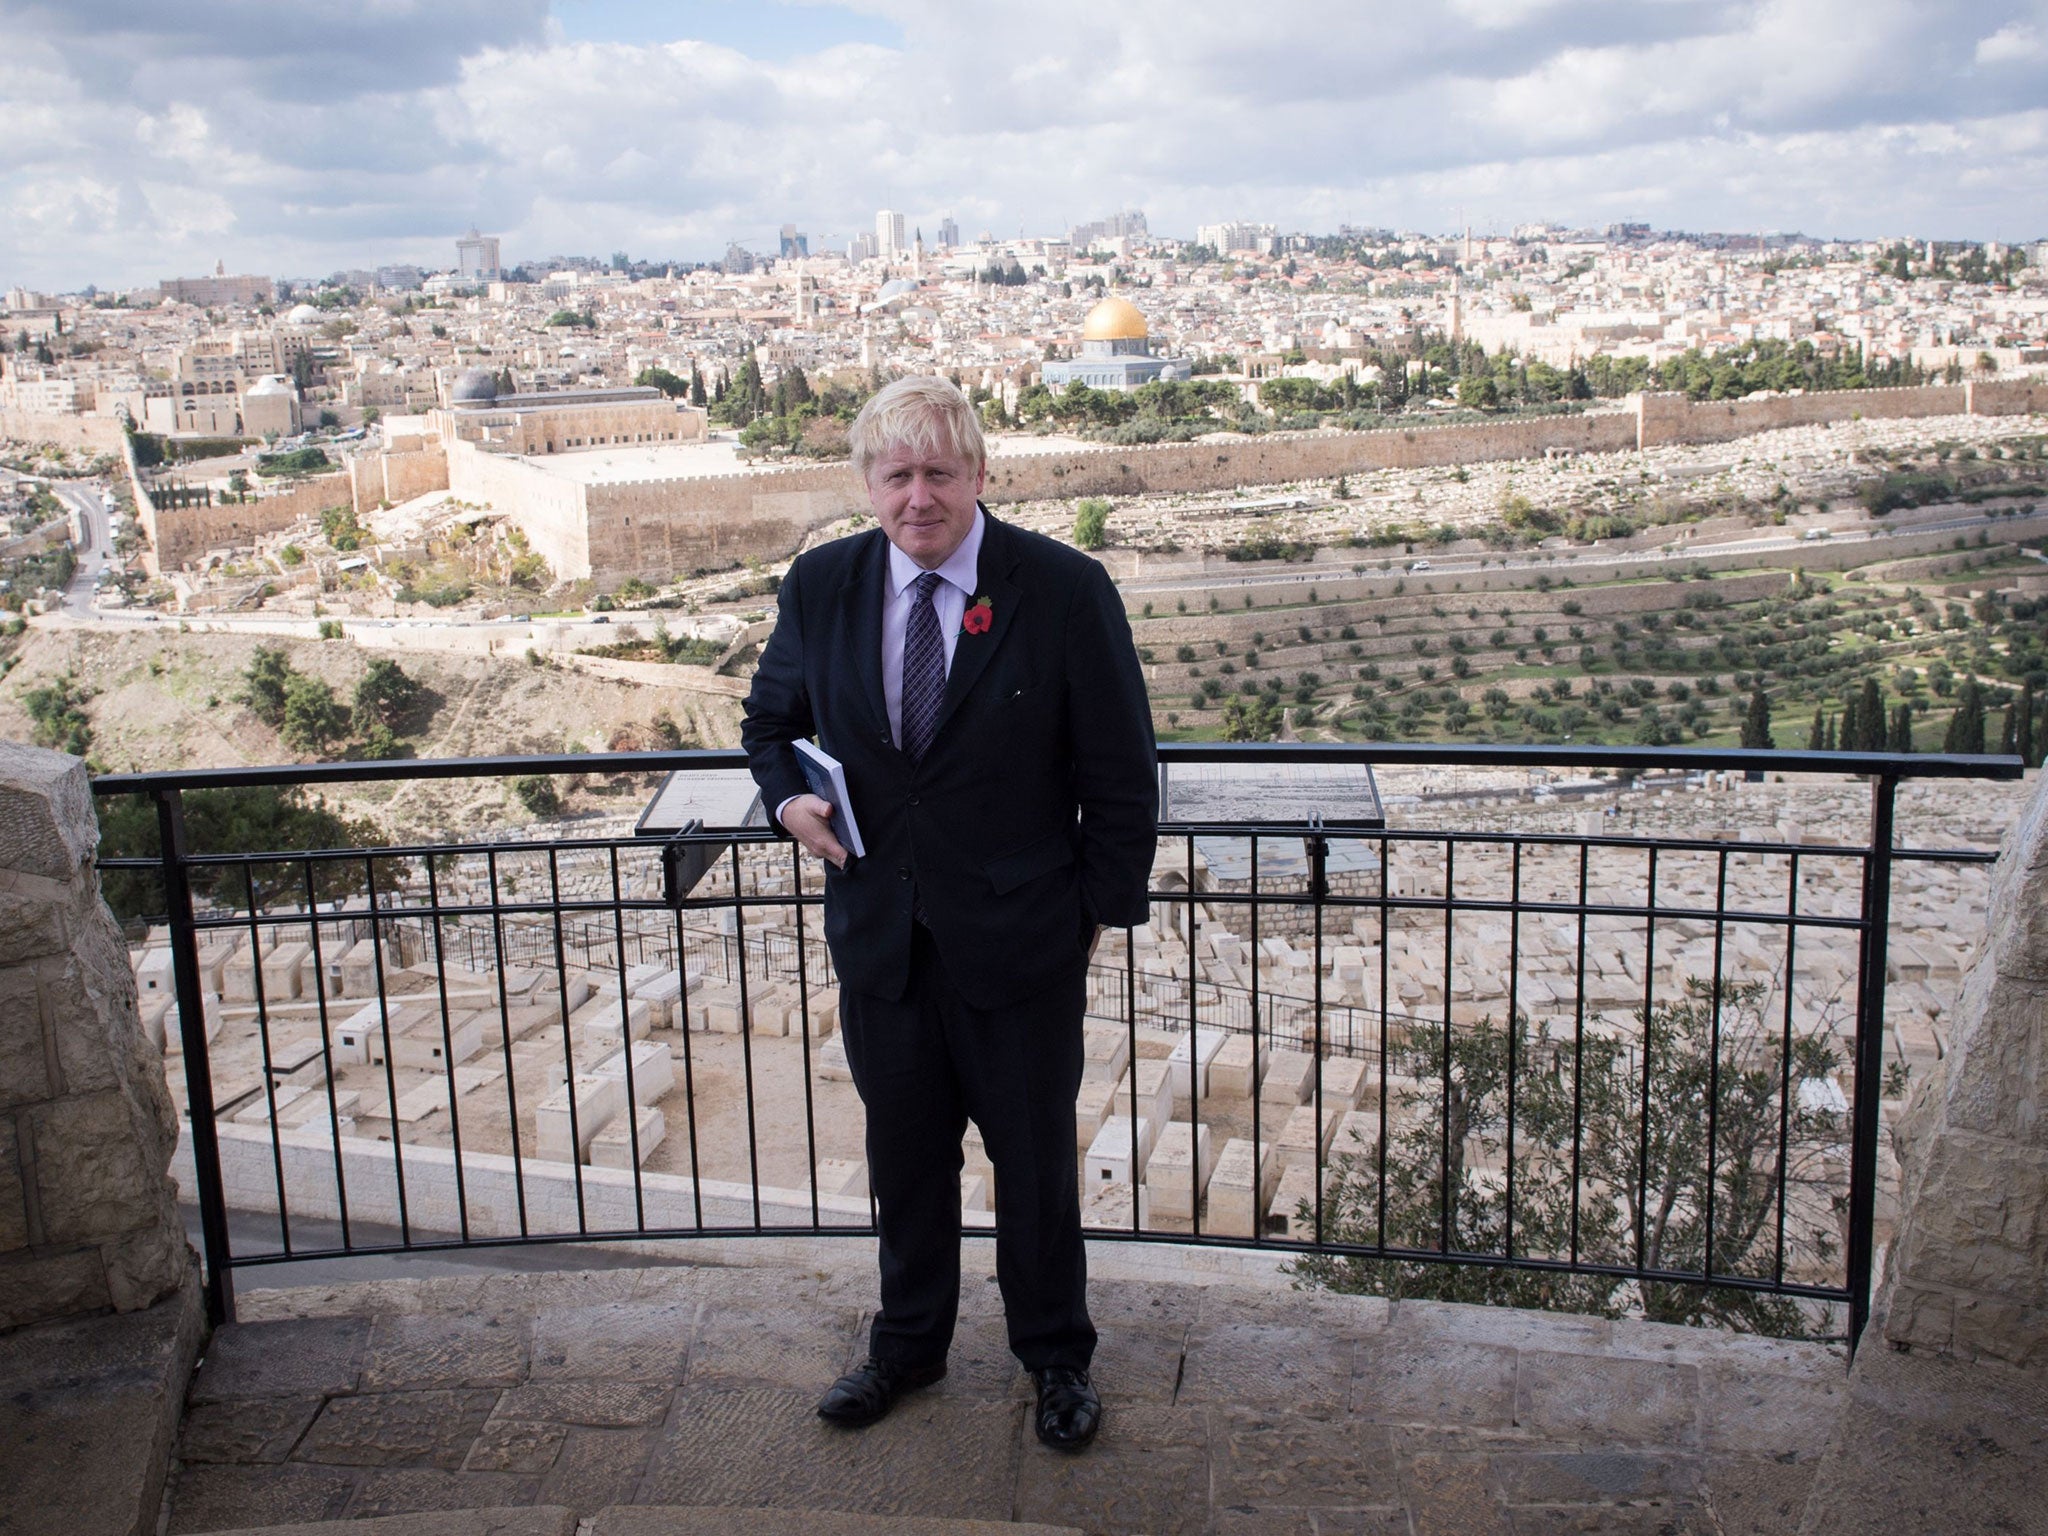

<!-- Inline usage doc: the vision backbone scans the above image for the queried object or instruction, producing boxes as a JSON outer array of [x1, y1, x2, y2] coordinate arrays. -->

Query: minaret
[[1448, 273, 1463, 342], [913, 228, 924, 280]]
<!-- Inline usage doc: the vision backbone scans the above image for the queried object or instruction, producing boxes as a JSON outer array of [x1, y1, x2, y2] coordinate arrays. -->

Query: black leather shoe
[[1032, 1366, 1101, 1451], [816, 1357, 947, 1427]]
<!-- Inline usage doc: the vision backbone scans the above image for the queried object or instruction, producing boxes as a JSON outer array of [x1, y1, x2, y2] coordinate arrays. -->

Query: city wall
[[147, 472, 353, 572], [444, 438, 592, 583], [350, 441, 448, 508], [348, 379, 2048, 590], [0, 409, 128, 456]]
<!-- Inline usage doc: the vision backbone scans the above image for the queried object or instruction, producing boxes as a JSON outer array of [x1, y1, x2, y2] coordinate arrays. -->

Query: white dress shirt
[[881, 507, 985, 748], [777, 508, 985, 830]]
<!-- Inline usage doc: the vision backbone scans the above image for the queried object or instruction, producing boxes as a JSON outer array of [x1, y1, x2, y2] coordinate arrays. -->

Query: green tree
[[95, 786, 381, 919], [1740, 687, 1773, 749], [1942, 679, 1986, 754], [635, 366, 688, 398], [281, 674, 349, 753], [512, 775, 562, 818], [23, 674, 92, 756], [1072, 497, 1111, 550], [1293, 980, 1842, 1336], [1888, 703, 1915, 753], [1220, 695, 1283, 742], [352, 658, 425, 733], [243, 645, 295, 726]]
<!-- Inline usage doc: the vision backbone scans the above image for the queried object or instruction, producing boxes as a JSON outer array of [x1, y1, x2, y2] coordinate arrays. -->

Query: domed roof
[[1082, 296, 1148, 342], [285, 303, 322, 326], [450, 367, 498, 404], [245, 375, 292, 396]]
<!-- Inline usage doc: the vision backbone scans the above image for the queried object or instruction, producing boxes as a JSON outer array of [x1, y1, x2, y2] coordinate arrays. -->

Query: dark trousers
[[838, 923, 1096, 1373]]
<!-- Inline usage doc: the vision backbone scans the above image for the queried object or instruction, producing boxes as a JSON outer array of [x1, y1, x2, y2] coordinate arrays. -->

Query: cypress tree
[[1839, 692, 1861, 754], [1889, 702, 1914, 753], [1824, 716, 1837, 752], [2018, 684, 2036, 767], [2000, 703, 2018, 756], [1740, 687, 1773, 749], [1808, 707, 1826, 751], [1858, 678, 1884, 752], [1942, 680, 1985, 754]]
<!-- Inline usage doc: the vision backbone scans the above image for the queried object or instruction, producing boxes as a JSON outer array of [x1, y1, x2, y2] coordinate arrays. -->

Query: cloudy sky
[[3, 0, 2045, 291]]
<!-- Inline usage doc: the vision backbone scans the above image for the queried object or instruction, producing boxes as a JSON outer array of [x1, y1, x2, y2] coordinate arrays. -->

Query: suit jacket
[[741, 510, 1158, 1010]]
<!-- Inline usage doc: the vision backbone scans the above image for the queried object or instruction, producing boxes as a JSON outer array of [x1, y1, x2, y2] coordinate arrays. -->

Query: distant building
[[456, 228, 502, 283], [848, 231, 879, 264], [875, 209, 905, 262], [1071, 209, 1149, 252], [938, 216, 960, 250], [1195, 222, 1277, 256], [1041, 297, 1189, 391], [724, 243, 756, 275], [159, 263, 275, 308], [780, 225, 808, 259], [428, 375, 706, 456], [376, 264, 425, 291]]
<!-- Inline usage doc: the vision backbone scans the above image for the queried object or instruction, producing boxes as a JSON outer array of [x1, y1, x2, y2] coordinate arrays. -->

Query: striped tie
[[901, 571, 944, 763]]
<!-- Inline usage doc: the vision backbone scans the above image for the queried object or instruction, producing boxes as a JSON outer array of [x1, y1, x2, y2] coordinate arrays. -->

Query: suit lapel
[[933, 511, 1020, 740], [838, 531, 891, 739]]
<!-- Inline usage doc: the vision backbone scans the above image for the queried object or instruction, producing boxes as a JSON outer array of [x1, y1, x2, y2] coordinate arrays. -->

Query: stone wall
[[147, 472, 353, 571], [1634, 385, 1970, 449], [0, 744, 188, 1329], [0, 409, 128, 454], [1881, 767, 2048, 1365], [443, 438, 592, 582]]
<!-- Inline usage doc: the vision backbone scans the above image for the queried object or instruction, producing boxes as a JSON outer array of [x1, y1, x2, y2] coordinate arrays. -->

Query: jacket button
[[898, 866, 911, 880], [907, 794, 920, 806]]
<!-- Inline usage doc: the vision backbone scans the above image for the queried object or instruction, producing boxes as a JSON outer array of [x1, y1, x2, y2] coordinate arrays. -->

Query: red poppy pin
[[962, 596, 993, 635]]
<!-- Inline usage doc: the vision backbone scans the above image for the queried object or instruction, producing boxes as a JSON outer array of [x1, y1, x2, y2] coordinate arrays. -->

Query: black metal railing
[[91, 744, 2022, 1350]]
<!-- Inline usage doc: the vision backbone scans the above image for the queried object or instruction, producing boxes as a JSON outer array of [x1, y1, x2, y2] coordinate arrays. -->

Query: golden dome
[[1081, 296, 1149, 342]]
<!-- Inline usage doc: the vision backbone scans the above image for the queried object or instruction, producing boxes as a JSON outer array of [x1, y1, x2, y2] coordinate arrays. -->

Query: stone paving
[[160, 1253, 1849, 1536]]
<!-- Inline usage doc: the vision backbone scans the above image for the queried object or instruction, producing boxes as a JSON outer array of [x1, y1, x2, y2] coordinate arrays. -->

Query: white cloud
[[1977, 21, 2048, 63], [0, 0, 2044, 290]]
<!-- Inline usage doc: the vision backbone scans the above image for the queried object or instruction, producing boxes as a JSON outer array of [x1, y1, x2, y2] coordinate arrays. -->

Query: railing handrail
[[88, 741, 2028, 796]]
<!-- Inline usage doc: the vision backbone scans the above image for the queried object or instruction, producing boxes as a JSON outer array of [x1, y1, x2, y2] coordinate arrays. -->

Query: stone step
[[197, 1509, 1080, 1536]]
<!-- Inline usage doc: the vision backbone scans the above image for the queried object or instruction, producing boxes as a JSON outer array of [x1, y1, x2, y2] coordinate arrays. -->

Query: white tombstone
[[1144, 1121, 1218, 1221], [807, 1157, 868, 1198], [595, 1039, 673, 1105], [1074, 1077, 1117, 1150], [536, 1072, 624, 1161], [1209, 1034, 1263, 1097], [1082, 1025, 1131, 1084], [1260, 1049, 1315, 1107], [1319, 1055, 1369, 1113], [1111, 1059, 1175, 1131], [1268, 1162, 1321, 1239], [1276, 1102, 1340, 1172], [816, 1032, 854, 1082], [1085, 1113, 1157, 1188], [1207, 1136, 1279, 1238], [1166, 1028, 1226, 1107], [574, 992, 652, 1041], [590, 1105, 665, 1168]]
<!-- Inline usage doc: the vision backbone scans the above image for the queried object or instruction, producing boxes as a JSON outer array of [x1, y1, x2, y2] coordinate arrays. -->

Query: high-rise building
[[1195, 221, 1276, 256], [938, 216, 960, 249], [1071, 209, 1149, 252], [875, 209, 905, 262], [849, 231, 879, 264], [456, 227, 502, 282], [779, 224, 809, 259], [724, 243, 756, 275]]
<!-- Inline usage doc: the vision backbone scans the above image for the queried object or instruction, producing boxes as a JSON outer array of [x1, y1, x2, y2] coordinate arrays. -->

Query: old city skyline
[[4, 1, 2048, 291]]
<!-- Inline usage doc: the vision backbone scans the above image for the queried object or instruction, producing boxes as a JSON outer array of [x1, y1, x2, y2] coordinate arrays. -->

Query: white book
[[792, 738, 866, 859]]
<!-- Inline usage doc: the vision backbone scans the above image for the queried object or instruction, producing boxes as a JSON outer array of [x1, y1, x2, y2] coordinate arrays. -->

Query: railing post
[[155, 788, 235, 1326], [1847, 773, 1898, 1355]]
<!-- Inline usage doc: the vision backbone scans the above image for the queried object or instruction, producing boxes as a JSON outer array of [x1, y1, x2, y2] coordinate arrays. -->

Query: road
[[51, 480, 114, 619]]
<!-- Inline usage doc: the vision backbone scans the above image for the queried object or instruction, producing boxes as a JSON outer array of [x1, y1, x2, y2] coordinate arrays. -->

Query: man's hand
[[779, 794, 849, 870]]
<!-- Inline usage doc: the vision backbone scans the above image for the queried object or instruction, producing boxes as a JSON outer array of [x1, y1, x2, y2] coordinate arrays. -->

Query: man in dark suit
[[741, 375, 1156, 1451]]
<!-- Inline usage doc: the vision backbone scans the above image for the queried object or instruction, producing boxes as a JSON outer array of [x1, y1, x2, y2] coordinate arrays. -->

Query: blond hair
[[849, 375, 986, 481]]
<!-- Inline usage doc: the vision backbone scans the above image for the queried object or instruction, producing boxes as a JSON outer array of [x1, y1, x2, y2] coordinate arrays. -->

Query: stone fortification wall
[[583, 470, 861, 588], [445, 438, 591, 582], [1967, 375, 2048, 416], [149, 472, 352, 571], [349, 442, 449, 509], [0, 744, 189, 1328], [1635, 385, 1974, 449], [1882, 768, 2048, 1365], [0, 409, 128, 454], [984, 411, 1642, 504]]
